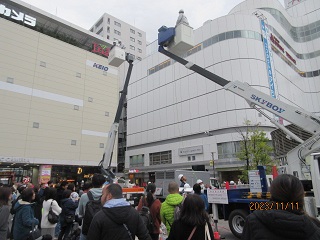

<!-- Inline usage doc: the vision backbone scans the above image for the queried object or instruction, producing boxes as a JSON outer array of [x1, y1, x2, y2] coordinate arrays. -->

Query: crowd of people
[[0, 172, 319, 240]]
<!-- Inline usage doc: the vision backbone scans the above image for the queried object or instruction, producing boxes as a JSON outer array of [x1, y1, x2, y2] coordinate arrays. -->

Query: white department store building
[[125, 0, 320, 182]]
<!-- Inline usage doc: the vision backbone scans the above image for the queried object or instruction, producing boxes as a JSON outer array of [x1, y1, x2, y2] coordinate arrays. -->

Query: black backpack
[[139, 198, 155, 234], [82, 191, 102, 235]]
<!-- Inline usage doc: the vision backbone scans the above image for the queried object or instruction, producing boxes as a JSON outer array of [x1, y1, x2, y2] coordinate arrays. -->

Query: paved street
[[212, 219, 239, 240]]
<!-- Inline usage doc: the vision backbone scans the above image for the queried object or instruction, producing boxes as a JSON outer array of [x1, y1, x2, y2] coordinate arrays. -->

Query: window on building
[[96, 27, 103, 35], [107, 26, 110, 33], [130, 28, 135, 34], [138, 48, 142, 53], [95, 18, 103, 28], [137, 57, 142, 61], [217, 142, 241, 159], [130, 154, 144, 167], [187, 156, 196, 161], [130, 37, 135, 42], [114, 30, 121, 35], [138, 32, 142, 37], [130, 45, 135, 50], [107, 18, 110, 24], [138, 40, 142, 45], [149, 151, 172, 165], [114, 21, 121, 27], [107, 35, 109, 39]]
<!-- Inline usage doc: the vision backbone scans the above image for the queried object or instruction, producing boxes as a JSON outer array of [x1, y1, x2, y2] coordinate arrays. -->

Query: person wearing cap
[[196, 179, 206, 193], [193, 183, 209, 212], [178, 174, 188, 188]]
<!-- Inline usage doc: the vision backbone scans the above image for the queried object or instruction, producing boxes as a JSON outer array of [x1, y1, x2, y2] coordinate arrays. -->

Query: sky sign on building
[[0, 4, 36, 27]]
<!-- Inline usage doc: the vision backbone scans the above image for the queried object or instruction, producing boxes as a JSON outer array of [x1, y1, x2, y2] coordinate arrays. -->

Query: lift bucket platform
[[169, 24, 194, 55], [108, 47, 126, 67]]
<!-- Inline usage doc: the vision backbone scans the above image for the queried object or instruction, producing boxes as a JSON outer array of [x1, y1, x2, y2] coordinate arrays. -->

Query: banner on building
[[38, 165, 52, 184]]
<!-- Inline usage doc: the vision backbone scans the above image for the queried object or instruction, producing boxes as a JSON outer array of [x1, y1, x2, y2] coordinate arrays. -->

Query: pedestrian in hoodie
[[160, 181, 184, 234], [242, 174, 320, 240], [13, 188, 39, 240], [77, 173, 105, 240], [87, 183, 151, 240]]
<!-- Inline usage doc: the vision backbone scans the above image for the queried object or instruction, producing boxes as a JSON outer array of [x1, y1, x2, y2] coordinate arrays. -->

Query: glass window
[[114, 21, 121, 27], [95, 18, 103, 28], [241, 30, 248, 38], [226, 31, 233, 39], [96, 27, 103, 35], [138, 40, 142, 45], [130, 154, 144, 167], [149, 151, 172, 165], [130, 28, 135, 34], [218, 33, 226, 41], [234, 30, 241, 38], [130, 45, 135, 50], [130, 37, 135, 42], [248, 31, 255, 39], [211, 36, 219, 44], [138, 32, 142, 37]]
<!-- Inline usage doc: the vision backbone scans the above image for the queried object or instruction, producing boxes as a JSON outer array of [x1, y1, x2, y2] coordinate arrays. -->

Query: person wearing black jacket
[[242, 174, 320, 240], [58, 189, 78, 240], [87, 184, 151, 240], [167, 194, 214, 240]]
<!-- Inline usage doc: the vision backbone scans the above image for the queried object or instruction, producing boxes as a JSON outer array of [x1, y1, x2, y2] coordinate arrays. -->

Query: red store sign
[[92, 43, 110, 58]]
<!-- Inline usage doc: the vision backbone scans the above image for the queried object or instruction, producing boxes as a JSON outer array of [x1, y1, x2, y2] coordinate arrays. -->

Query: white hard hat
[[178, 174, 184, 180], [196, 179, 203, 184], [230, 181, 235, 185]]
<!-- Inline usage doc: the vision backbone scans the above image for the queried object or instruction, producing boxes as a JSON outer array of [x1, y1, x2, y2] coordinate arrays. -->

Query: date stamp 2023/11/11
[[249, 201, 299, 211]]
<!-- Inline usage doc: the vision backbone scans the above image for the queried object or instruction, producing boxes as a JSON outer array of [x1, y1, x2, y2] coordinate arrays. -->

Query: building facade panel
[[0, 1, 120, 168]]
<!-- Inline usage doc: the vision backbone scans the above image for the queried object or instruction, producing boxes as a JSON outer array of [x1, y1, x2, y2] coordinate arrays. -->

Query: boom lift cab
[[108, 44, 126, 67]]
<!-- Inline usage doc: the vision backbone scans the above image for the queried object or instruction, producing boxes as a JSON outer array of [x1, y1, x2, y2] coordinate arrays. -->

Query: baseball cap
[[196, 179, 203, 184], [178, 174, 184, 180]]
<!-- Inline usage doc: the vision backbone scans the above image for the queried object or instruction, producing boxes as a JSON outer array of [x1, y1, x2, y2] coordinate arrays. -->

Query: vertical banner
[[38, 165, 52, 184], [260, 19, 282, 123]]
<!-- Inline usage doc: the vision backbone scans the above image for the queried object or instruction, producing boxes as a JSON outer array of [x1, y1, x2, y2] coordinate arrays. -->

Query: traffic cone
[[214, 231, 221, 240]]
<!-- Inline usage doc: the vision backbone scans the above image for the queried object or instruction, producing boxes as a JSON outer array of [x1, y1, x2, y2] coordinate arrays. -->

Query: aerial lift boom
[[99, 48, 134, 183]]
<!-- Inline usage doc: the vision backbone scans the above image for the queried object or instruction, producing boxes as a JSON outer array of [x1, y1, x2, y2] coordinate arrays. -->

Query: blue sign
[[260, 20, 276, 99]]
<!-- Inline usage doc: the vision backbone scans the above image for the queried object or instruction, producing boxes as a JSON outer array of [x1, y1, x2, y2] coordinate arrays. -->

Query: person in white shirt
[[41, 187, 62, 237]]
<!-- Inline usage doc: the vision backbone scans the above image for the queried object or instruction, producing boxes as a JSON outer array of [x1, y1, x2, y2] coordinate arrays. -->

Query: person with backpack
[[87, 183, 151, 240], [137, 183, 162, 240], [167, 194, 214, 240], [160, 182, 184, 235], [77, 173, 105, 240]]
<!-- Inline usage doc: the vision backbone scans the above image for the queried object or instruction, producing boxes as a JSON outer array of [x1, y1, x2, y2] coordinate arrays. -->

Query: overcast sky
[[22, 0, 285, 43]]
